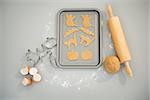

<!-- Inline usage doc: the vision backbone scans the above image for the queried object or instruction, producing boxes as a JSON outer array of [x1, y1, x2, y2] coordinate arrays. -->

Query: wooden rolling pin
[[107, 5, 133, 77]]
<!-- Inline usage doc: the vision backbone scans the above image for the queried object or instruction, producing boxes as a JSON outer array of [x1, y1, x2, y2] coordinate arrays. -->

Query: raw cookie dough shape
[[80, 27, 95, 37], [66, 14, 76, 27], [81, 15, 91, 28], [104, 56, 120, 74], [80, 35, 95, 46], [81, 50, 93, 60], [64, 34, 77, 49], [67, 50, 79, 61], [64, 28, 78, 37]]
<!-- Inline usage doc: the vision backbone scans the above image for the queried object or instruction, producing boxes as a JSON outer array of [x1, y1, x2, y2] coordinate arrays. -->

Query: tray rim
[[56, 8, 103, 69]]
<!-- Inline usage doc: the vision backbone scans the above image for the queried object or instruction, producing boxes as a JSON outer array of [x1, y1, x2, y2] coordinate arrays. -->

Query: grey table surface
[[0, 0, 150, 100]]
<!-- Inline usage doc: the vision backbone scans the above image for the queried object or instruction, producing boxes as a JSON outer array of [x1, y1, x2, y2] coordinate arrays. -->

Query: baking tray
[[56, 8, 103, 68]]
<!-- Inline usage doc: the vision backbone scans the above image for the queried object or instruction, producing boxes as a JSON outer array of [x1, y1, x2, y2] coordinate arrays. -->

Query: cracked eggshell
[[33, 74, 42, 82], [20, 66, 30, 75], [29, 67, 38, 75], [22, 77, 32, 86]]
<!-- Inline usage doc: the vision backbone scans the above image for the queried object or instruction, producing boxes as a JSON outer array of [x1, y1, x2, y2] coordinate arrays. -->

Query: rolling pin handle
[[107, 4, 114, 18], [124, 62, 133, 77]]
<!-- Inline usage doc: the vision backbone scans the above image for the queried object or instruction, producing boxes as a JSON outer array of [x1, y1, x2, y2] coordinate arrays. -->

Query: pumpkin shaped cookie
[[81, 50, 93, 60], [67, 50, 79, 61]]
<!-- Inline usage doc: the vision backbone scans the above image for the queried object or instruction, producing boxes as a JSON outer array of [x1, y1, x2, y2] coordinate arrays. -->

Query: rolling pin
[[107, 5, 133, 77]]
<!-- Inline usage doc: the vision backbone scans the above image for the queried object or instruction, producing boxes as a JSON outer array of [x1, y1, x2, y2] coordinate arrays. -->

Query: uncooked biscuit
[[64, 34, 77, 49], [80, 27, 95, 36], [67, 50, 79, 61], [66, 14, 76, 26], [81, 15, 91, 28], [80, 35, 95, 46], [64, 28, 78, 37], [81, 50, 93, 60]]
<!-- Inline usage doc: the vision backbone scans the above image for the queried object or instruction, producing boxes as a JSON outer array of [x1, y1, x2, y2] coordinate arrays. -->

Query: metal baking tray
[[56, 8, 103, 68]]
